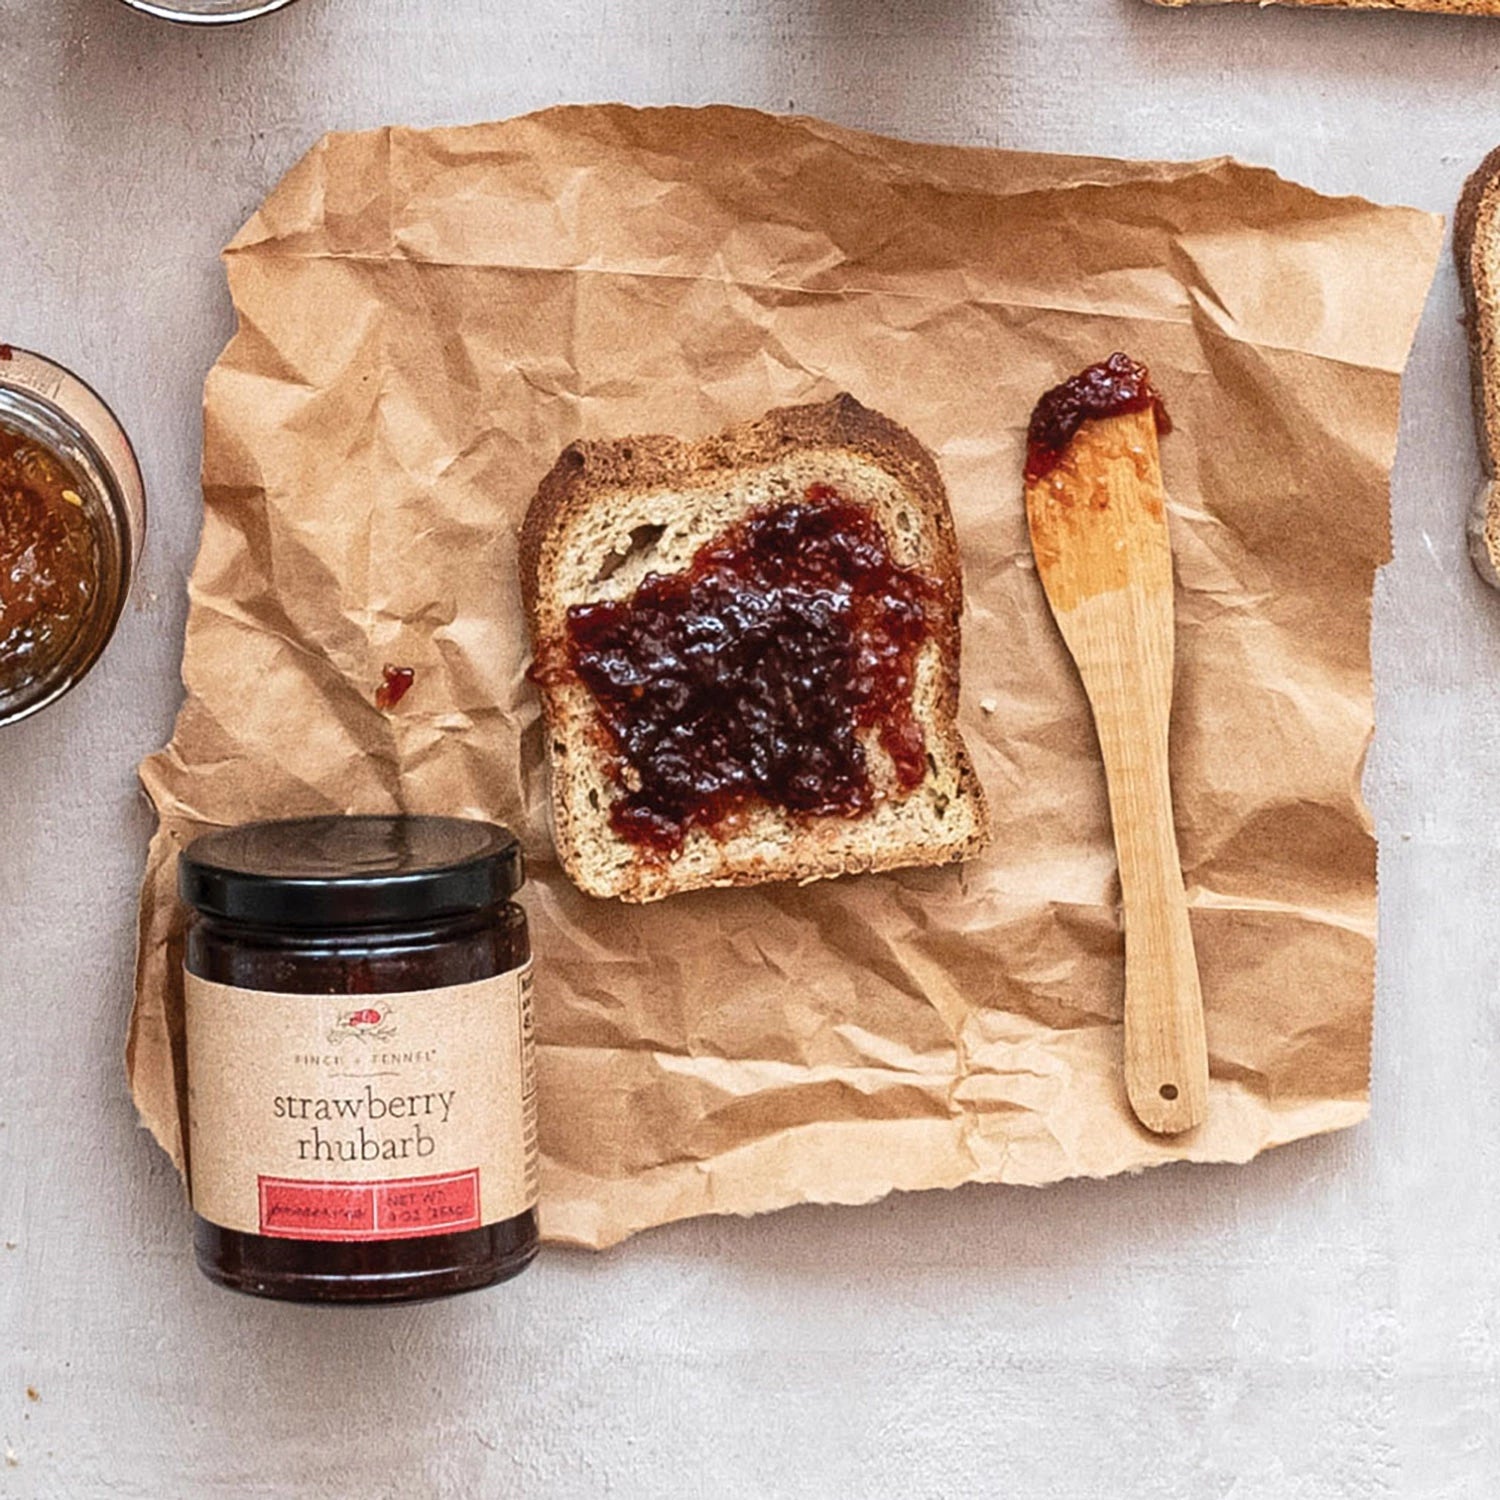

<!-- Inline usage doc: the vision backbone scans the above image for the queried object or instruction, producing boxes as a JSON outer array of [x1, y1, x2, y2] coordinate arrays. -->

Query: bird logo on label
[[328, 1004, 397, 1045]]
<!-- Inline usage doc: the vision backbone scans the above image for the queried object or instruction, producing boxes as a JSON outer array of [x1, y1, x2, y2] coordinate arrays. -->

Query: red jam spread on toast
[[0, 423, 99, 695], [558, 488, 938, 854], [1024, 352, 1170, 482]]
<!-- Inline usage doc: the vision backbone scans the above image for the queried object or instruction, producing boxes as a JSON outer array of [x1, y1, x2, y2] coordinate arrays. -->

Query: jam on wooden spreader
[[1025, 352, 1171, 483], [1023, 353, 1209, 1137]]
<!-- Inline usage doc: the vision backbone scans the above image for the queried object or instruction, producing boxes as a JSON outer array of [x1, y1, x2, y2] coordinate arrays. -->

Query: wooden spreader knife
[[1023, 354, 1208, 1135]]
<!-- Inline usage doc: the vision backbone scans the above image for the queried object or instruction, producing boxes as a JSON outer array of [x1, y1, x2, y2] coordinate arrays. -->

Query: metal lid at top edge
[[179, 816, 525, 929], [118, 0, 302, 24]]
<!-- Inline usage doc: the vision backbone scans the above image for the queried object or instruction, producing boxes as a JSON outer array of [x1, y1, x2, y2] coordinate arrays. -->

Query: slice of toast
[[520, 395, 990, 903], [1151, 0, 1500, 10], [1457, 147, 1500, 590]]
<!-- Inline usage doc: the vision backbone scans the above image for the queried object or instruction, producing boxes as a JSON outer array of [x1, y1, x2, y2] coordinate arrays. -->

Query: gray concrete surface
[[2, 1, 1498, 1496]]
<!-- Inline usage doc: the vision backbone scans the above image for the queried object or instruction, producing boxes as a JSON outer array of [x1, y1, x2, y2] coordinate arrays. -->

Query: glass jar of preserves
[[179, 815, 539, 1304], [0, 347, 145, 728]]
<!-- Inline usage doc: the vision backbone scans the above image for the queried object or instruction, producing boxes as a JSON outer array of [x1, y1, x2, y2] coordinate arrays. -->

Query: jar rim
[[180, 815, 525, 928], [0, 349, 145, 729]]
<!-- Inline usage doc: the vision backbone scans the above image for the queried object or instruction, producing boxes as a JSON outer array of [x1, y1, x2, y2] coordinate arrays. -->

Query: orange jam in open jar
[[0, 348, 144, 727], [1, 425, 101, 696]]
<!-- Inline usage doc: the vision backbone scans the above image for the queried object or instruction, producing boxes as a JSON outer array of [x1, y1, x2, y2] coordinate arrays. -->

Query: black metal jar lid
[[179, 815, 523, 929]]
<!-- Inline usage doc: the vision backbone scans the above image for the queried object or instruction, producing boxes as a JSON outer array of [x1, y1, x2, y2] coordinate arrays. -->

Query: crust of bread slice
[[520, 394, 991, 902], [1456, 147, 1500, 591], [1150, 0, 1500, 10]]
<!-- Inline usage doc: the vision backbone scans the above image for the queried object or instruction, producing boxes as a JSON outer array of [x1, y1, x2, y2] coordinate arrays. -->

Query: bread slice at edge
[[1149, 0, 1500, 11], [519, 394, 991, 903], [1457, 146, 1500, 591]]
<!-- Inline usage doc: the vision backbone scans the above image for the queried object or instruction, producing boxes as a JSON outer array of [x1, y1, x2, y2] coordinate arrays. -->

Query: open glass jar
[[0, 348, 145, 729], [180, 816, 540, 1304]]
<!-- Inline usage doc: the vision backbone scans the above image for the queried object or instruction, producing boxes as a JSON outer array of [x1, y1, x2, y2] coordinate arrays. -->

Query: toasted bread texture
[[1458, 148, 1500, 591], [1152, 0, 1500, 10], [520, 395, 990, 903]]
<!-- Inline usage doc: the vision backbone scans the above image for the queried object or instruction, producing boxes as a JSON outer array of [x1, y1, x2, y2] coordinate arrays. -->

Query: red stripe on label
[[257, 1171, 481, 1241]]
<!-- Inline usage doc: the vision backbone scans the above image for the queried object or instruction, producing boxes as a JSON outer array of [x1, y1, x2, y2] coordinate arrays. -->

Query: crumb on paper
[[4, 1443, 16, 1467], [23, 1389, 36, 1404]]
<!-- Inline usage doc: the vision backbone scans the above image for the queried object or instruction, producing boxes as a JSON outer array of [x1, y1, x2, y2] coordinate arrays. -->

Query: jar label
[[184, 966, 538, 1240]]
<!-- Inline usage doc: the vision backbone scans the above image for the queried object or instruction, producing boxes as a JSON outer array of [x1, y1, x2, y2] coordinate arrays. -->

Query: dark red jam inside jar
[[179, 816, 538, 1305]]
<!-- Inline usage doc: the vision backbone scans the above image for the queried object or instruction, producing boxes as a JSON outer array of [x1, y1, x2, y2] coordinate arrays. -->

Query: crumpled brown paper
[[130, 105, 1442, 1249]]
